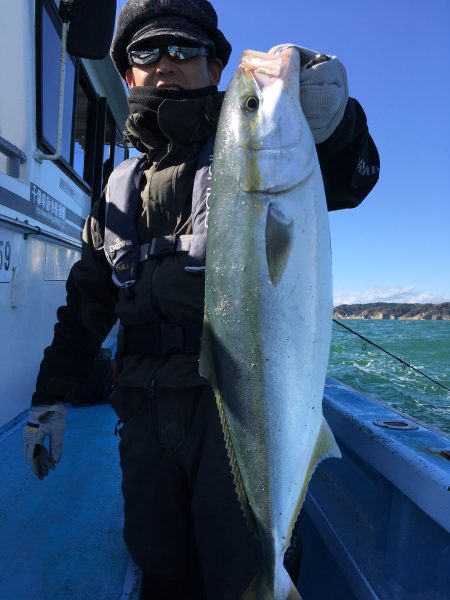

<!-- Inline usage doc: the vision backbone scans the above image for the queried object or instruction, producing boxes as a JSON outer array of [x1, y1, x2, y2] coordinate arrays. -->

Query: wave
[[327, 320, 450, 433]]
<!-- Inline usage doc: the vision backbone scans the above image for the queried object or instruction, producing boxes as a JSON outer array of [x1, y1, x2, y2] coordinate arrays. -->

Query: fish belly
[[201, 166, 337, 544]]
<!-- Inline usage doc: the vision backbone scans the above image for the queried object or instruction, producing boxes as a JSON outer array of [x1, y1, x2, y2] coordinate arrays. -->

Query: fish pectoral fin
[[265, 203, 294, 286]]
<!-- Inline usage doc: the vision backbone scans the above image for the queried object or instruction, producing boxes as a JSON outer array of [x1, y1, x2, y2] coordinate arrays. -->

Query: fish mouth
[[234, 48, 313, 193], [240, 48, 299, 91], [241, 50, 283, 78]]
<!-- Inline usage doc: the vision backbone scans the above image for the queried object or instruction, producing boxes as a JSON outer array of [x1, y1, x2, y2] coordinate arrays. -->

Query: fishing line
[[332, 319, 450, 394]]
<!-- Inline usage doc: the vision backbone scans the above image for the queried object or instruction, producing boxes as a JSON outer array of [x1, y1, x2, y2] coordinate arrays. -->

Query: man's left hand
[[269, 44, 349, 144]]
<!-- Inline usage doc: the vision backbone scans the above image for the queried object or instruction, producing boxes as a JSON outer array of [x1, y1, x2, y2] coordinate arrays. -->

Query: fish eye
[[244, 96, 259, 112]]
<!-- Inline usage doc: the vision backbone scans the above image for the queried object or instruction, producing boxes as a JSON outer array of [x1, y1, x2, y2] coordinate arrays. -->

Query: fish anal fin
[[314, 416, 342, 464], [284, 417, 341, 553], [265, 203, 293, 286]]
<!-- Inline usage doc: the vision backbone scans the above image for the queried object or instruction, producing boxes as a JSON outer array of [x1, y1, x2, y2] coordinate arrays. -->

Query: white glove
[[23, 403, 67, 480], [269, 44, 349, 144]]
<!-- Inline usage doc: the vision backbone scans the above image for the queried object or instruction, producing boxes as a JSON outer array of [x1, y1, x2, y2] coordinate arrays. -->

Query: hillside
[[333, 302, 450, 320]]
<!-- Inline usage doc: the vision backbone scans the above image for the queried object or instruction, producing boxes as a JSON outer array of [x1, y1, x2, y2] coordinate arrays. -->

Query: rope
[[332, 319, 450, 394]]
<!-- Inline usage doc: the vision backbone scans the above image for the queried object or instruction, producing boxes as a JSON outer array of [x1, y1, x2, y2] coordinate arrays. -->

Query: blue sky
[[116, 0, 450, 304]]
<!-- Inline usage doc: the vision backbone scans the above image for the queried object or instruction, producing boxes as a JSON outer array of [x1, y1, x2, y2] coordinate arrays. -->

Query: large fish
[[199, 48, 341, 600]]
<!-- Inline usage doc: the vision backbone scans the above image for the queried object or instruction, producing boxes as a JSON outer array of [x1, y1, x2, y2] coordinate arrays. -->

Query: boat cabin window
[[114, 130, 127, 170], [40, 4, 75, 164], [73, 71, 96, 183], [102, 109, 127, 186], [37, 0, 127, 196], [102, 113, 115, 183]]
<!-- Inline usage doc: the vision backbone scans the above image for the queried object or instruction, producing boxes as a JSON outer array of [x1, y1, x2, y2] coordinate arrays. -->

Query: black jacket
[[32, 93, 379, 405]]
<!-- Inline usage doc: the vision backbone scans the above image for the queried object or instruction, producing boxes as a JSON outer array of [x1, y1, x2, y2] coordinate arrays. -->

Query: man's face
[[125, 45, 223, 90]]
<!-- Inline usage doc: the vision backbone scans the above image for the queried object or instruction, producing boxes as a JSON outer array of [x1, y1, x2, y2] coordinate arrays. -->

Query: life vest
[[103, 135, 214, 287]]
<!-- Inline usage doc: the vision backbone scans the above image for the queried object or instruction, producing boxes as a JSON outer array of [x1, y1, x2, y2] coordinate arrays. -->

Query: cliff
[[333, 302, 450, 320]]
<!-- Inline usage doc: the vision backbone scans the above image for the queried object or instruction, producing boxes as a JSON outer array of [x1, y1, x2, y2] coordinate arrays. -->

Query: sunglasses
[[128, 45, 211, 67]]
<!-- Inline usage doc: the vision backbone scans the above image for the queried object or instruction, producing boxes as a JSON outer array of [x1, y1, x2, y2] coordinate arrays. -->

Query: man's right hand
[[23, 403, 67, 480]]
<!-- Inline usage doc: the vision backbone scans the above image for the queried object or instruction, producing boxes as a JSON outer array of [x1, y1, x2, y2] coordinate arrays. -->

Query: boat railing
[[0, 212, 82, 250], [0, 135, 26, 178]]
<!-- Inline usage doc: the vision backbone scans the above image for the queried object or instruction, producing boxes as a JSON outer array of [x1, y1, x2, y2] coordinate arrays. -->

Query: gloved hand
[[23, 403, 67, 480], [269, 44, 349, 144]]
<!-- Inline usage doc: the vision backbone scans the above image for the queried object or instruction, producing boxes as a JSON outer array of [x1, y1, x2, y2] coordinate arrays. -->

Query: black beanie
[[111, 0, 232, 78]]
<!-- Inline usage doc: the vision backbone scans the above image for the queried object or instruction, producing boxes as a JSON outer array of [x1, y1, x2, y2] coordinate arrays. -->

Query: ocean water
[[327, 320, 450, 435]]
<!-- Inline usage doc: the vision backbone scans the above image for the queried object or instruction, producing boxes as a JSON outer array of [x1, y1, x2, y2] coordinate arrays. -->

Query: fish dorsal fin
[[215, 388, 259, 538], [199, 320, 259, 538], [284, 417, 341, 553], [265, 203, 294, 286]]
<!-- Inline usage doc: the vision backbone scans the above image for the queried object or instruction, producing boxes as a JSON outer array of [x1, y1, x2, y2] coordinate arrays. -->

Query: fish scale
[[200, 47, 341, 600]]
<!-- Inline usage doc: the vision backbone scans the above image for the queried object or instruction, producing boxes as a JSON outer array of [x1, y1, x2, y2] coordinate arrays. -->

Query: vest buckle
[[150, 235, 177, 256]]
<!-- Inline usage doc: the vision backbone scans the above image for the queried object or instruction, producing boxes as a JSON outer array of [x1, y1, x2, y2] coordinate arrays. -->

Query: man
[[24, 1, 380, 598]]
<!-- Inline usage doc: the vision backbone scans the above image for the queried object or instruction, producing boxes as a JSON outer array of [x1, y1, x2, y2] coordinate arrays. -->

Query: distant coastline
[[333, 302, 450, 320]]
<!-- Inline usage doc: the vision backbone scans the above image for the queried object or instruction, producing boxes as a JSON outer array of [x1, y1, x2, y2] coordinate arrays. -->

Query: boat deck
[[0, 404, 141, 600], [1, 379, 449, 599]]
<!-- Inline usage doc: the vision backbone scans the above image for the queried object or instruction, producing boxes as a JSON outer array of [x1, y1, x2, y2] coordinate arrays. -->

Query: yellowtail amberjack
[[200, 47, 341, 600]]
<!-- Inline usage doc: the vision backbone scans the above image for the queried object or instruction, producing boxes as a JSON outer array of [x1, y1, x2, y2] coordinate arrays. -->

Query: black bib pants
[[113, 385, 302, 600]]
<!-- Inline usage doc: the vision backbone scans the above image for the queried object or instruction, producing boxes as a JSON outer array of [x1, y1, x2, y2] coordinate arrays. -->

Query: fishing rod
[[332, 319, 450, 394]]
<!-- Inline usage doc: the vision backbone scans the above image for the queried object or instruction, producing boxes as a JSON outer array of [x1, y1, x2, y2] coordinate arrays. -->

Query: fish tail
[[241, 566, 302, 600]]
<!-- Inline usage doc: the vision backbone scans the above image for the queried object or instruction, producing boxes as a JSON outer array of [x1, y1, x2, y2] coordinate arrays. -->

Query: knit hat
[[111, 0, 232, 78]]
